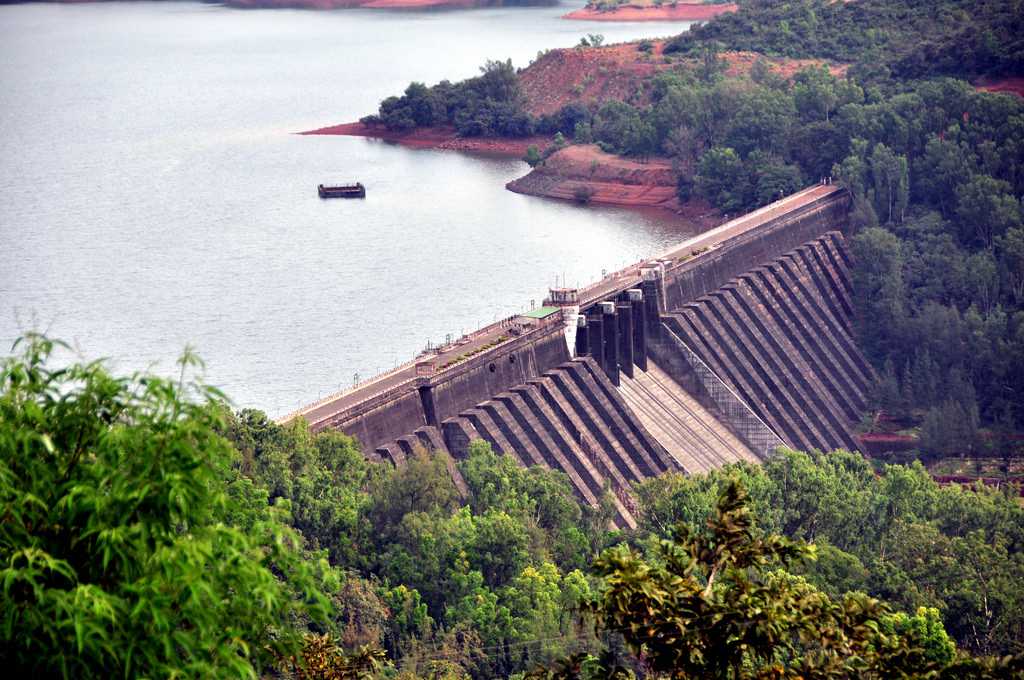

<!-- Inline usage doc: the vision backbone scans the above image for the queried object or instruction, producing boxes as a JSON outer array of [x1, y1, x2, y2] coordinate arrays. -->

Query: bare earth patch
[[507, 143, 719, 225], [974, 76, 1024, 98], [563, 1, 737, 22]]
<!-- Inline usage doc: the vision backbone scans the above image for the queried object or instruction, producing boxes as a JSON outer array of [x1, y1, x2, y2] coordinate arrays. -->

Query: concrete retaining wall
[[661, 194, 849, 311], [426, 326, 570, 426]]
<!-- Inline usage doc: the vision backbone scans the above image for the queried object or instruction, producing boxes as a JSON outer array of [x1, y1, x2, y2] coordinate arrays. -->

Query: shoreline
[[300, 123, 718, 220], [506, 143, 724, 226], [562, 2, 737, 22], [299, 121, 551, 157], [42, 0, 737, 16], [225, 0, 499, 9]]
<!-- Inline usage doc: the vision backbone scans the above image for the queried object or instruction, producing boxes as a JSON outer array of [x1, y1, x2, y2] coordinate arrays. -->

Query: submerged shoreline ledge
[[298, 121, 551, 156]]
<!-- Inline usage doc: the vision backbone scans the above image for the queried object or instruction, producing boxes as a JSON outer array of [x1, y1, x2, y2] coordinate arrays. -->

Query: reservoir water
[[0, 1, 699, 415]]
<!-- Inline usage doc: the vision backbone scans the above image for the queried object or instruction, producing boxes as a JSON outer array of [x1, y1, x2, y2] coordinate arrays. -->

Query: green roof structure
[[521, 306, 560, 319]]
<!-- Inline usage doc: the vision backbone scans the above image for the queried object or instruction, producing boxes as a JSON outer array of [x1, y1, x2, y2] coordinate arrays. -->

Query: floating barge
[[318, 182, 365, 199]]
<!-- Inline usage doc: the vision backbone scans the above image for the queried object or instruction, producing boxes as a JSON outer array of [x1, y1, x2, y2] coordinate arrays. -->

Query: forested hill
[[668, 0, 1024, 82]]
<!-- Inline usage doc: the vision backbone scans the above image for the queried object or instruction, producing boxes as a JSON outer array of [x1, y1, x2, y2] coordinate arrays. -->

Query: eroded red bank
[[225, 0, 480, 8], [300, 123, 721, 217], [974, 76, 1024, 98], [562, 2, 737, 22]]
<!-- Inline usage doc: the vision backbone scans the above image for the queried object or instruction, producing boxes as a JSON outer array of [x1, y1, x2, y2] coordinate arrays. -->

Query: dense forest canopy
[[3, 338, 1022, 677], [666, 0, 1024, 82]]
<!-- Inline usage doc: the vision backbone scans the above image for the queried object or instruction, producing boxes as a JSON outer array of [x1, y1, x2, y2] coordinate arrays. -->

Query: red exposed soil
[[974, 76, 1024, 98], [519, 43, 848, 117], [564, 2, 737, 22], [859, 432, 916, 456], [520, 41, 674, 116], [224, 0, 480, 8], [299, 122, 552, 157], [507, 143, 720, 222], [721, 51, 849, 79]]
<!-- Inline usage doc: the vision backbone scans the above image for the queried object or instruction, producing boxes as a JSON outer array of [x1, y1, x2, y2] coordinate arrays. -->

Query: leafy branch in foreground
[[530, 480, 1024, 679], [0, 334, 333, 678]]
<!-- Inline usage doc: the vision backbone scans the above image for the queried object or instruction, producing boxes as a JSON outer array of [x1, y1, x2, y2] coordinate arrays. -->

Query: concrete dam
[[283, 185, 868, 527]]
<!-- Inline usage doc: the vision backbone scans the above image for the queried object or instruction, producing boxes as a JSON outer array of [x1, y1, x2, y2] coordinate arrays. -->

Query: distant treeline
[[668, 0, 1024, 81], [359, 60, 537, 138]]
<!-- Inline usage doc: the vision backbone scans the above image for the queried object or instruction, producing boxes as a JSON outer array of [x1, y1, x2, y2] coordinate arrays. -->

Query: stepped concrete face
[[289, 186, 869, 525], [655, 233, 869, 453], [618, 361, 759, 473]]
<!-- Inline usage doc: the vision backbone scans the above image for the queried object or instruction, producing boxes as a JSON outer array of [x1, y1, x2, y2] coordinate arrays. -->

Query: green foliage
[[632, 449, 1024, 660], [372, 59, 532, 138], [524, 144, 542, 167], [664, 0, 1024, 83], [955, 174, 1023, 248], [696, 146, 746, 212], [851, 227, 905, 358], [537, 480, 1006, 679], [219, 411, 612, 679], [223, 409, 375, 568], [14, 332, 1022, 678], [0, 335, 332, 678]]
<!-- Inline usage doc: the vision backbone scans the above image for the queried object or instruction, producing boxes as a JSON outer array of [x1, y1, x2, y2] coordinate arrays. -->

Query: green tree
[[534, 481, 973, 679], [915, 134, 975, 217], [998, 226, 1024, 303], [0, 336, 332, 678], [793, 65, 838, 122], [870, 142, 910, 224], [851, 227, 905, 360], [956, 174, 1023, 248], [367, 448, 460, 541], [833, 139, 880, 229], [524, 144, 543, 167], [724, 85, 796, 156], [696, 146, 747, 212]]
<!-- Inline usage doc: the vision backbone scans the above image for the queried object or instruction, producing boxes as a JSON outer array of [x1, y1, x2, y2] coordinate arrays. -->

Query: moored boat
[[318, 182, 365, 198]]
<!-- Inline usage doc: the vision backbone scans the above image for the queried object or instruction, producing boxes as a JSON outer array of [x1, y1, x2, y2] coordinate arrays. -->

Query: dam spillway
[[282, 185, 867, 524]]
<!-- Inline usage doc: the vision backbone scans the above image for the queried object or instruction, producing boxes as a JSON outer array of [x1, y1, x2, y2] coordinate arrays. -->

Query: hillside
[[519, 41, 845, 116]]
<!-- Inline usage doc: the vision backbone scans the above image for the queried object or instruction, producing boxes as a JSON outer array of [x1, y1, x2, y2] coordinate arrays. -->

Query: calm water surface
[[0, 1, 698, 415]]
